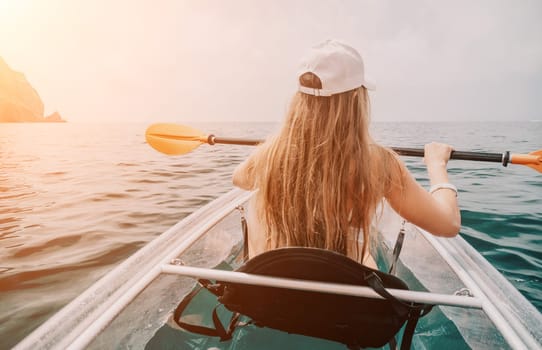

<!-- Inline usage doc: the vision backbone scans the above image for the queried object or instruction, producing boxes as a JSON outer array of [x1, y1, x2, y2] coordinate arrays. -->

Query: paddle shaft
[[209, 136, 510, 165], [393, 148, 509, 165], [209, 135, 262, 146]]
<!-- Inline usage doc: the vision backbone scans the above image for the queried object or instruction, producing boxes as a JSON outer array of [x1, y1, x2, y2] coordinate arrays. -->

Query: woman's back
[[243, 146, 399, 265], [233, 39, 460, 265]]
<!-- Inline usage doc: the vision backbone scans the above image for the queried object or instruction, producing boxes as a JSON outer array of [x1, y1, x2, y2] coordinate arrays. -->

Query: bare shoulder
[[369, 144, 405, 186], [232, 144, 267, 190]]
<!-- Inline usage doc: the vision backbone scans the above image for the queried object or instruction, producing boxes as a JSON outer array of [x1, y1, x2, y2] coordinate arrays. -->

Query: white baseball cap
[[297, 39, 375, 96]]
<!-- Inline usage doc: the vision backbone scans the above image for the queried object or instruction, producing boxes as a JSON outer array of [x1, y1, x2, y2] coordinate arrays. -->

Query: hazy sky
[[1, 0, 541, 123]]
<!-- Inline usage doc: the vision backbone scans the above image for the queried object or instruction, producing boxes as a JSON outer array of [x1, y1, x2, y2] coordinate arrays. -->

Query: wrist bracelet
[[429, 183, 458, 196]]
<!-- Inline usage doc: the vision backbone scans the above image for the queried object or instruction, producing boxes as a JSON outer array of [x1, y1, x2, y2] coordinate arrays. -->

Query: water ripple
[[0, 121, 540, 348]]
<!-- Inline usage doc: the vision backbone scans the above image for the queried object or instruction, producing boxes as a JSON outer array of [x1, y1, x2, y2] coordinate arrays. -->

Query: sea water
[[0, 121, 540, 349]]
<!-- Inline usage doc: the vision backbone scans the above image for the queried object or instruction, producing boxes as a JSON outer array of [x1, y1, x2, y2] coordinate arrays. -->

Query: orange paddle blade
[[510, 149, 542, 173], [145, 123, 208, 155]]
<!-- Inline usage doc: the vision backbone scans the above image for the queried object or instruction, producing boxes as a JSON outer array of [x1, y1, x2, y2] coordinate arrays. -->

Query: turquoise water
[[0, 121, 540, 349]]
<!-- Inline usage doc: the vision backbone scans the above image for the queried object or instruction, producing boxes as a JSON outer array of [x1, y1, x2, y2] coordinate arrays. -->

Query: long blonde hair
[[253, 73, 401, 262]]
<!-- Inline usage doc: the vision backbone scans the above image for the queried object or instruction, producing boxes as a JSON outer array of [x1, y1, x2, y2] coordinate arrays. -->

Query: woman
[[233, 40, 460, 267]]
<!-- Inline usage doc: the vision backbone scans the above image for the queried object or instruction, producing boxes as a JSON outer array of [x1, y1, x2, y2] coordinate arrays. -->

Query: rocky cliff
[[0, 57, 65, 122]]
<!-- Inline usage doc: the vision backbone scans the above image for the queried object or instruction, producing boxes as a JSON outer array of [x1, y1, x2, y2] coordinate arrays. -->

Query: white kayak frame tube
[[419, 230, 540, 350], [15, 189, 254, 350], [161, 264, 484, 309]]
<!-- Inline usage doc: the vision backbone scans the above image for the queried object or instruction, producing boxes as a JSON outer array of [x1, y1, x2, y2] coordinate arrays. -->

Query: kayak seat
[[173, 247, 432, 350]]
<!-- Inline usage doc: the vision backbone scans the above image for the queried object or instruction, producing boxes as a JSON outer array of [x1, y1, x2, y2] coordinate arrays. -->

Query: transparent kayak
[[14, 189, 542, 349]]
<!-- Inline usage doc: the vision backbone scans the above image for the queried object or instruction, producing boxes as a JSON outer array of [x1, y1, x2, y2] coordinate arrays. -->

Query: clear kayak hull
[[14, 189, 542, 349]]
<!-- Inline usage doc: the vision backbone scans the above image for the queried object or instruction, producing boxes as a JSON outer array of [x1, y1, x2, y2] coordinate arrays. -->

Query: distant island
[[0, 57, 65, 122]]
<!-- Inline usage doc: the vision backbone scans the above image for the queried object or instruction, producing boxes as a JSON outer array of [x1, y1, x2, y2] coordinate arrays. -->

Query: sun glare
[[0, 0, 32, 23]]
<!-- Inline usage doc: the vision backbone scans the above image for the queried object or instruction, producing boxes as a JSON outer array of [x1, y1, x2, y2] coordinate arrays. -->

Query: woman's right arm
[[385, 142, 461, 237], [232, 156, 255, 190], [233, 145, 263, 191]]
